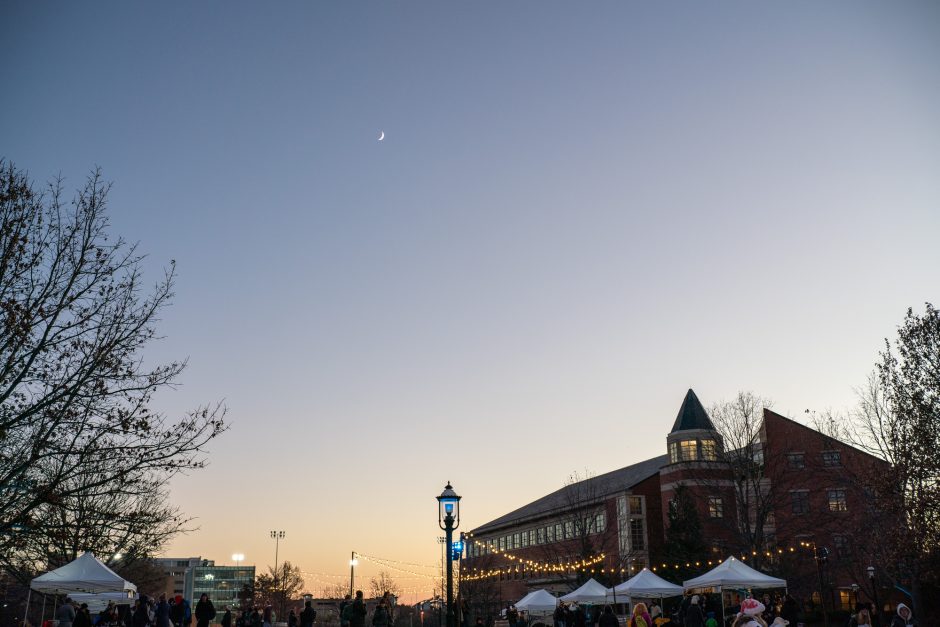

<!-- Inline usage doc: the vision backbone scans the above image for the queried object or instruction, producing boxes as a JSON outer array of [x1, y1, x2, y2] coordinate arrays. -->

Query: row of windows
[[668, 438, 719, 463], [472, 513, 607, 557], [786, 450, 842, 469], [790, 488, 847, 513]]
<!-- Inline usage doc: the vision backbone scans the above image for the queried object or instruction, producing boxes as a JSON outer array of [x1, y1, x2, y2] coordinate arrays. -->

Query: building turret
[[665, 389, 723, 463]]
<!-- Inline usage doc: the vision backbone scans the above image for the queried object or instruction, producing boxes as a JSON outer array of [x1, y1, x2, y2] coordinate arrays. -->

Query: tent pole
[[23, 589, 32, 627], [721, 587, 725, 627], [40, 596, 46, 626]]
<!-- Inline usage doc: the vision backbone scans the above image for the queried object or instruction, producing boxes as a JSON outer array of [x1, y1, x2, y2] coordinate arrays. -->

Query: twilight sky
[[2, 0, 939, 602]]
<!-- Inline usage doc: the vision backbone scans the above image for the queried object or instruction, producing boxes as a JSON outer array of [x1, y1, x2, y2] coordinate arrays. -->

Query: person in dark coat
[[350, 592, 367, 627], [599, 607, 618, 627], [75, 605, 93, 627], [134, 596, 151, 627], [779, 595, 798, 626], [683, 597, 705, 627], [300, 602, 316, 627], [156, 595, 171, 627], [195, 595, 216, 627], [221, 609, 232, 627]]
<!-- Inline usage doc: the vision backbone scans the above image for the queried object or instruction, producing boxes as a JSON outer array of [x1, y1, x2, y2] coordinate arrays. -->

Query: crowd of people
[[489, 591, 916, 627]]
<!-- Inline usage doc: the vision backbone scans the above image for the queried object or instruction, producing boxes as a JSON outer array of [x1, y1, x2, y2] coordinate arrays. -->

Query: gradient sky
[[2, 0, 939, 602]]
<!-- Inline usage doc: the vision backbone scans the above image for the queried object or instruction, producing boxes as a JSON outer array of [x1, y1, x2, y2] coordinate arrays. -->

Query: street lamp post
[[349, 553, 358, 598], [437, 482, 461, 627], [271, 531, 286, 621], [867, 566, 880, 627], [813, 545, 830, 627]]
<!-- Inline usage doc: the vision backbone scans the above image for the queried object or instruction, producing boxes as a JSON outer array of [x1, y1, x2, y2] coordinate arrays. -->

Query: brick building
[[463, 389, 886, 615]]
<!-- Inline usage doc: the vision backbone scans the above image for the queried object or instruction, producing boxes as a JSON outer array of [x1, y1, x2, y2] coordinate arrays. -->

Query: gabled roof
[[471, 454, 669, 535], [670, 388, 715, 433]]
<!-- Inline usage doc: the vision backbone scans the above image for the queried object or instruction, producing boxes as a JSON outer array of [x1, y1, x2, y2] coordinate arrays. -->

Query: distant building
[[184, 564, 255, 611], [465, 389, 887, 615], [153, 557, 209, 599]]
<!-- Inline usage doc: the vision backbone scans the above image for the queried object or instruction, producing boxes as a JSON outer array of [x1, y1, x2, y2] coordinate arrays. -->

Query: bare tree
[[255, 562, 306, 611], [0, 162, 226, 581], [706, 392, 780, 566], [369, 571, 401, 599]]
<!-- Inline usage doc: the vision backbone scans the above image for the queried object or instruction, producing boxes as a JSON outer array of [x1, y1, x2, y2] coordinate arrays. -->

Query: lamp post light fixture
[[271, 531, 286, 620], [349, 553, 358, 598], [867, 566, 880, 627], [436, 482, 461, 627]]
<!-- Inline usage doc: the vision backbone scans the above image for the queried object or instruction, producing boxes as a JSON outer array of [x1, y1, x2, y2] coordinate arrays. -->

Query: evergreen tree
[[662, 484, 709, 582]]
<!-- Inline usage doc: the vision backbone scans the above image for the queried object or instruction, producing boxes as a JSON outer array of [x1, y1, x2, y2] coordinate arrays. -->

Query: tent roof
[[515, 589, 558, 612], [31, 552, 137, 594], [560, 579, 609, 603], [682, 557, 786, 590], [608, 568, 684, 599]]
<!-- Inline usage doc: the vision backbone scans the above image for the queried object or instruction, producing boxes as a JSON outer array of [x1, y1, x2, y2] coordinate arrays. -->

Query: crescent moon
[[378, 131, 385, 141]]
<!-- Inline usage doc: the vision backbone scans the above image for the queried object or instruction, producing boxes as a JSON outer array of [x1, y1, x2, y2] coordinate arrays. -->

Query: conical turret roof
[[670, 388, 715, 433]]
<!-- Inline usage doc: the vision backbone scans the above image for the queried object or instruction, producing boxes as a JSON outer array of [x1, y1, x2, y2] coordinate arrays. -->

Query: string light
[[648, 542, 817, 573]]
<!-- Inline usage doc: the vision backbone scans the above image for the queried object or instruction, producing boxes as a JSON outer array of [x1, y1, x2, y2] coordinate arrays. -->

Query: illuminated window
[[707, 497, 724, 518], [679, 440, 698, 461], [629, 496, 643, 515], [827, 489, 847, 512], [838, 590, 852, 611], [701, 439, 717, 460]]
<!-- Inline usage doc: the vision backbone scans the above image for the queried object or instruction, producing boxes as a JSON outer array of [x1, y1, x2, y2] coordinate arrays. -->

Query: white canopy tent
[[606, 568, 683, 602], [560, 579, 609, 604], [515, 589, 558, 613], [26, 552, 137, 627], [683, 557, 787, 626], [682, 557, 786, 590]]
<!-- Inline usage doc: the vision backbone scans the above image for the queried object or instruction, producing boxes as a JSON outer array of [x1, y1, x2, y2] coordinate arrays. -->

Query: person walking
[[155, 596, 171, 627], [339, 596, 352, 627], [371, 600, 389, 627], [221, 608, 232, 627], [300, 601, 316, 627], [133, 597, 151, 627], [75, 605, 93, 627], [683, 597, 705, 627], [598, 607, 618, 627], [57, 599, 77, 627], [350, 592, 367, 627], [195, 595, 216, 627]]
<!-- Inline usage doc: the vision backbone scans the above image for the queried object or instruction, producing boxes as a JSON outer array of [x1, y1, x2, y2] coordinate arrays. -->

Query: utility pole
[[349, 552, 358, 598], [271, 531, 286, 621]]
